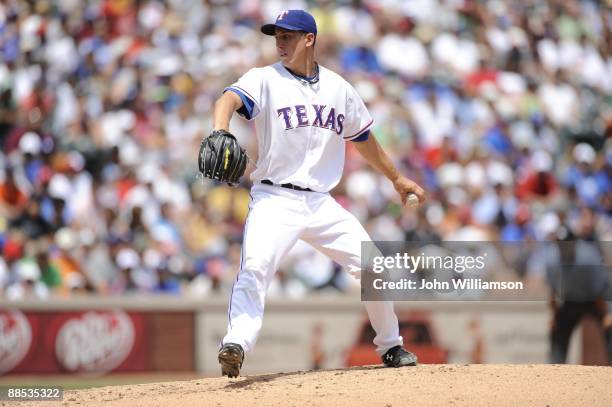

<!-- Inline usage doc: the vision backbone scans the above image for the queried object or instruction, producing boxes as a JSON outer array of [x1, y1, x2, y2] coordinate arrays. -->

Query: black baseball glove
[[198, 130, 249, 185]]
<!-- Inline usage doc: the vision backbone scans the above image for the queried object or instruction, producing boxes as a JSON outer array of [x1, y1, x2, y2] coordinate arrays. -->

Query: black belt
[[261, 179, 313, 192]]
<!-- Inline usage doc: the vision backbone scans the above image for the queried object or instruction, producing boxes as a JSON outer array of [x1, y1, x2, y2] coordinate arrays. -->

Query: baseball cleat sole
[[218, 348, 243, 378]]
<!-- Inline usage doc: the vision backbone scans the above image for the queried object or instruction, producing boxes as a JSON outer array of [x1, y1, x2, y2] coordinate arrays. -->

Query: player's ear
[[305, 33, 316, 48]]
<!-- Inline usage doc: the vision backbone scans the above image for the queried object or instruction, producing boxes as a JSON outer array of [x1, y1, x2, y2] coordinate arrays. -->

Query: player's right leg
[[220, 184, 304, 376]]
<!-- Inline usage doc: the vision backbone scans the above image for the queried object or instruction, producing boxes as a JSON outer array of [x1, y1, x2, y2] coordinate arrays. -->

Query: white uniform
[[222, 62, 403, 355]]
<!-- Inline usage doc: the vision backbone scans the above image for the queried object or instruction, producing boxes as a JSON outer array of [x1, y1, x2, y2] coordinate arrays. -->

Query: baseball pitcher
[[199, 9, 425, 378]]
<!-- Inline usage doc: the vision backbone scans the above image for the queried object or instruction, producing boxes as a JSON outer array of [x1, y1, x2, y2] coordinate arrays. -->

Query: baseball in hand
[[406, 193, 419, 207]]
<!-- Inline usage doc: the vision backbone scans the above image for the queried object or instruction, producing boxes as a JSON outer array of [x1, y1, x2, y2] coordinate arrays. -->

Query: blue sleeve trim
[[224, 87, 255, 120], [351, 130, 370, 142]]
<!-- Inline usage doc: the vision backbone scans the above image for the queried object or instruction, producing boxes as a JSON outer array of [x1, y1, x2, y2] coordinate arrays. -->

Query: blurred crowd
[[0, 0, 610, 299]]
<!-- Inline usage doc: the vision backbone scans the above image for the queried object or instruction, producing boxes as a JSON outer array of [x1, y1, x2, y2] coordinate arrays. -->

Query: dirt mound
[[17, 364, 612, 407]]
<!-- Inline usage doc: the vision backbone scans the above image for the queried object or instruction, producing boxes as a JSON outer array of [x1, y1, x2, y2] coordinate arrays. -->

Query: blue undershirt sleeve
[[351, 130, 370, 142]]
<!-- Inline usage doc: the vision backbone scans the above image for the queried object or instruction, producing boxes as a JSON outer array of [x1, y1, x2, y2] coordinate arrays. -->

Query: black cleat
[[218, 343, 244, 378], [382, 345, 418, 367]]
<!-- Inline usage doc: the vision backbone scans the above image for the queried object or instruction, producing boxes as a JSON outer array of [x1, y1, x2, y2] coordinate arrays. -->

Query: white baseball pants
[[222, 183, 403, 355]]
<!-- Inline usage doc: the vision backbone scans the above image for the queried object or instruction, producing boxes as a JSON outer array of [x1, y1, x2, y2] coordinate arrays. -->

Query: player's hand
[[392, 175, 425, 206]]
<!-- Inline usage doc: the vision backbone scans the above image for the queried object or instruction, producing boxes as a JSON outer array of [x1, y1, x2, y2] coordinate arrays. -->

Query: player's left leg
[[300, 193, 417, 367]]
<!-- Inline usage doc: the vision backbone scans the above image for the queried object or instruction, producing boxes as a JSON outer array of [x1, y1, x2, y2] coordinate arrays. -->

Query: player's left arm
[[352, 133, 425, 206]]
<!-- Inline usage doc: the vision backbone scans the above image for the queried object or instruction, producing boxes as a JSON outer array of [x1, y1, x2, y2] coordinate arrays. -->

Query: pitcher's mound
[[32, 364, 612, 407]]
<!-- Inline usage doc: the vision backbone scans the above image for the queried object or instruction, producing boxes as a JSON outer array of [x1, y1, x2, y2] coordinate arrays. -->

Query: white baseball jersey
[[225, 62, 373, 192]]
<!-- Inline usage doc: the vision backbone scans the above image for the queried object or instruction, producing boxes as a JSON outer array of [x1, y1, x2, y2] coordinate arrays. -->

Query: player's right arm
[[213, 91, 243, 131]]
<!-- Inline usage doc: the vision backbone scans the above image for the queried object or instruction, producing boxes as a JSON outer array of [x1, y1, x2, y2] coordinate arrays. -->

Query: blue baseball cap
[[261, 10, 317, 36]]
